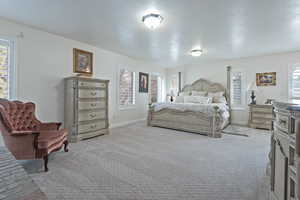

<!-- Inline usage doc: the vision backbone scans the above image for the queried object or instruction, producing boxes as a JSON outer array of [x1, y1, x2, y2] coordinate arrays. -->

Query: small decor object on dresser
[[73, 48, 93, 75], [256, 72, 276, 86], [248, 104, 273, 130], [64, 77, 109, 142], [139, 72, 149, 93]]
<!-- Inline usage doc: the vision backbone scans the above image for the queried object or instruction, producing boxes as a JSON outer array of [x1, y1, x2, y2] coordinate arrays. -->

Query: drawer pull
[[279, 119, 287, 126], [80, 82, 84, 86], [90, 103, 97, 107], [90, 114, 97, 118], [91, 92, 97, 96], [90, 124, 97, 129]]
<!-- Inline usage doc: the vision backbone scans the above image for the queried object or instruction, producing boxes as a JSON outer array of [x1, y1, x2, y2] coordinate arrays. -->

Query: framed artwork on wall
[[256, 72, 276, 86], [139, 72, 149, 93], [73, 48, 93, 75]]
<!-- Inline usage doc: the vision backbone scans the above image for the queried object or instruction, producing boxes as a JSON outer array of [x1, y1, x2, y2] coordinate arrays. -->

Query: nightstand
[[248, 104, 273, 130]]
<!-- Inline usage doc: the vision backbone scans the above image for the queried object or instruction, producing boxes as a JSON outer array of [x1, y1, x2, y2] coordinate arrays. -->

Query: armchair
[[0, 99, 68, 172]]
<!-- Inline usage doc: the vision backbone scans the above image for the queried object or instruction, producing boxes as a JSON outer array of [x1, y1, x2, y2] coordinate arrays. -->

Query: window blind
[[231, 72, 242, 106], [119, 69, 135, 106]]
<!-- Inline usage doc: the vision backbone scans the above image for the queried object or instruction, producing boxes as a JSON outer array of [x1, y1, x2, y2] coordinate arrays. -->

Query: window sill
[[231, 107, 246, 111], [119, 105, 136, 111]]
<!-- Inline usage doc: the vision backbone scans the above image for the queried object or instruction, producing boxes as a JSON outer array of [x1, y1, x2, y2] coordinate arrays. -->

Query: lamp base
[[250, 91, 256, 104], [170, 96, 174, 102]]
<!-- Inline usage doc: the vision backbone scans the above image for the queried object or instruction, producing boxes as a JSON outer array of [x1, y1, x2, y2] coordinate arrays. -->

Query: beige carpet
[[26, 122, 270, 200]]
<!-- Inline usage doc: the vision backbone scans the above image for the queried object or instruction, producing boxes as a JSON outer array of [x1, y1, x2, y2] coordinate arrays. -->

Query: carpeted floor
[[26, 122, 270, 200]]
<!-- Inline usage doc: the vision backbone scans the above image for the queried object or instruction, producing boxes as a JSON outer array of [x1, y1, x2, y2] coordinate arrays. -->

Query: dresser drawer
[[78, 120, 107, 133], [78, 110, 106, 122], [78, 101, 106, 110], [275, 113, 289, 133], [78, 89, 106, 98], [252, 112, 273, 119], [78, 81, 107, 88], [251, 107, 272, 113]]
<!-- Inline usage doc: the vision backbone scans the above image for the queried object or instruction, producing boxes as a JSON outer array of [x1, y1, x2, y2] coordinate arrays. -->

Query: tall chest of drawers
[[64, 77, 109, 142], [270, 101, 300, 200]]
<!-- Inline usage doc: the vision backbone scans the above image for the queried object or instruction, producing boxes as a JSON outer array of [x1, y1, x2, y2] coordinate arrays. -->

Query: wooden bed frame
[[147, 66, 232, 138]]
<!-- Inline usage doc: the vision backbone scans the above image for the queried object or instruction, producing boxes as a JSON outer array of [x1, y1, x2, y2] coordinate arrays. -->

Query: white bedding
[[152, 102, 230, 119]]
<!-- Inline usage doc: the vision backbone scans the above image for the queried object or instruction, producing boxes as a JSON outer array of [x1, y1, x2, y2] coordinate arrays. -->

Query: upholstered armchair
[[0, 99, 68, 172]]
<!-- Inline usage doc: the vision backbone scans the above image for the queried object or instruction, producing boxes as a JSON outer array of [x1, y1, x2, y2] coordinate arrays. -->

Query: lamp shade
[[247, 81, 258, 91], [170, 90, 175, 96]]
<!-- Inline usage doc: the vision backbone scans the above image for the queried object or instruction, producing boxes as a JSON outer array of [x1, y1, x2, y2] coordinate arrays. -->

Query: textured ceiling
[[1, 0, 300, 67]]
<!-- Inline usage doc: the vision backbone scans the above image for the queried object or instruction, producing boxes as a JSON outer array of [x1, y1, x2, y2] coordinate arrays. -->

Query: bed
[[147, 68, 232, 138]]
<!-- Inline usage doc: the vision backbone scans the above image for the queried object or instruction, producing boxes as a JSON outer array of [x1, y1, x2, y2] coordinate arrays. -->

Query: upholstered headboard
[[182, 79, 227, 97]]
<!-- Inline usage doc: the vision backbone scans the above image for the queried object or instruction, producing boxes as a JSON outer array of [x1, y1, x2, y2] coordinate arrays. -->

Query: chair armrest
[[39, 122, 62, 131]]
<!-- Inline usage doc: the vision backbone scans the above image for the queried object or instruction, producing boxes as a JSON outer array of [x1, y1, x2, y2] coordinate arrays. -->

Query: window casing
[[230, 71, 245, 109], [289, 65, 300, 99], [0, 38, 15, 100], [119, 69, 135, 107]]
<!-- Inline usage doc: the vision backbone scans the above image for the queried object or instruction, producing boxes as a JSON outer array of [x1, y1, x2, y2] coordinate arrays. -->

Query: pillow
[[213, 96, 227, 103], [179, 92, 190, 96], [174, 96, 184, 103], [184, 96, 212, 104], [208, 92, 225, 103], [191, 91, 207, 96]]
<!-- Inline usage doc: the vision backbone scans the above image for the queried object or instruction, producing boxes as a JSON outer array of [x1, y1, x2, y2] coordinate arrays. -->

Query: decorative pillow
[[213, 96, 227, 103], [208, 92, 225, 103], [179, 92, 190, 96], [191, 91, 207, 96], [184, 96, 212, 104], [174, 96, 184, 103]]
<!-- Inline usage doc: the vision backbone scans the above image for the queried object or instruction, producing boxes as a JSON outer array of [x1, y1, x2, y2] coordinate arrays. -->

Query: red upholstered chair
[[0, 99, 68, 172]]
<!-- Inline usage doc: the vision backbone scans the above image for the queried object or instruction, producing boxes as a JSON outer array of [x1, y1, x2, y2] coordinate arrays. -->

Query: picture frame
[[73, 48, 93, 75], [256, 72, 276, 86], [139, 72, 149, 93]]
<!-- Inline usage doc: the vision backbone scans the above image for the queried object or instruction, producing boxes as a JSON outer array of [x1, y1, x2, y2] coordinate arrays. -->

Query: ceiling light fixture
[[190, 49, 203, 57], [142, 13, 163, 29]]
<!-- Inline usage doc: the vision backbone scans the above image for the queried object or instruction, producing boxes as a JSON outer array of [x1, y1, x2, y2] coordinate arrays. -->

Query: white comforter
[[152, 102, 230, 119]]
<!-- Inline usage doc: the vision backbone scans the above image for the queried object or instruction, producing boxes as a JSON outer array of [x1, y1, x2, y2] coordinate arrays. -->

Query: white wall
[[166, 51, 300, 125], [0, 18, 166, 129]]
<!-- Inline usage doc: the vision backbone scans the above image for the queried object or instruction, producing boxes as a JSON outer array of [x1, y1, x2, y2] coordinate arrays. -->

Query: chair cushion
[[37, 129, 68, 150]]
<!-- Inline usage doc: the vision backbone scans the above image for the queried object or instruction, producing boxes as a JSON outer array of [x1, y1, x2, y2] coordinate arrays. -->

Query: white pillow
[[184, 96, 212, 104], [191, 91, 207, 96], [208, 92, 225, 103], [174, 96, 184, 103], [214, 96, 227, 103], [179, 92, 190, 96]]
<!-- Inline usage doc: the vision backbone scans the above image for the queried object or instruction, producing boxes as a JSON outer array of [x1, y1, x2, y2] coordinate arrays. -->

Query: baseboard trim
[[110, 118, 146, 129]]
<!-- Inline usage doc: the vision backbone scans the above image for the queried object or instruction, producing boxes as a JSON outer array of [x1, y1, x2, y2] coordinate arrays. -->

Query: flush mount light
[[190, 49, 203, 57], [142, 13, 163, 29]]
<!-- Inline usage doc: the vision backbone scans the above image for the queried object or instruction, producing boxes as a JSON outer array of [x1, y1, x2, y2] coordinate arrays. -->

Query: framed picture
[[139, 72, 149, 93], [73, 48, 93, 75], [256, 72, 276, 86]]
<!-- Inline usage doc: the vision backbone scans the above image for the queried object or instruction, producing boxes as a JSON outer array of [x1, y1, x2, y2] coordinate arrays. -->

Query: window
[[231, 71, 245, 108], [169, 74, 178, 95], [119, 69, 135, 106], [150, 74, 163, 103], [289, 65, 300, 99], [0, 39, 15, 99]]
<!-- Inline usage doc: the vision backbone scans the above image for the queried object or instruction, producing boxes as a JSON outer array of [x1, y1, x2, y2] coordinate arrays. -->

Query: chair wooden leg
[[64, 140, 69, 152], [43, 155, 48, 172]]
